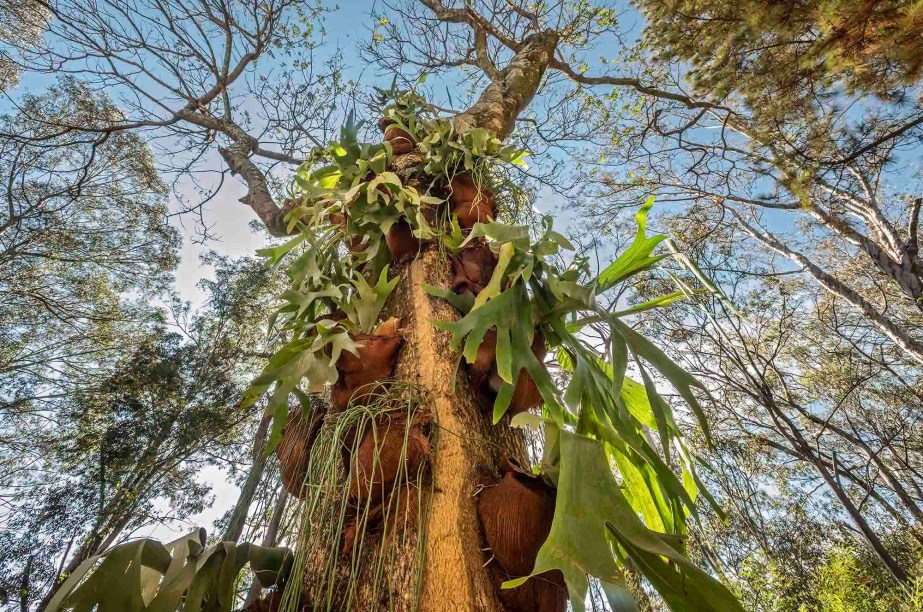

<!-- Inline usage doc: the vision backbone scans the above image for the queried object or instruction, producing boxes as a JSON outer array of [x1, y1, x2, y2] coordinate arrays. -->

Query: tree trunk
[[304, 251, 527, 611], [223, 413, 272, 542], [773, 403, 910, 584], [811, 452, 909, 583], [245, 485, 289, 606], [399, 251, 526, 611], [294, 29, 558, 611]]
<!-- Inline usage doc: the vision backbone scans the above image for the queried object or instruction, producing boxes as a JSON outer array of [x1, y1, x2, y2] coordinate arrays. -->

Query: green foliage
[[505, 426, 741, 612], [1, 253, 279, 609], [0, 78, 179, 416], [45, 529, 293, 612], [0, 4, 47, 91], [639, 0, 923, 111], [811, 546, 923, 612]]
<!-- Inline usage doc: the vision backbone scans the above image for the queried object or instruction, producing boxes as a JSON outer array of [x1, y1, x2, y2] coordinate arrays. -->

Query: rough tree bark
[[305, 30, 558, 611], [396, 251, 527, 611], [410, 32, 556, 610]]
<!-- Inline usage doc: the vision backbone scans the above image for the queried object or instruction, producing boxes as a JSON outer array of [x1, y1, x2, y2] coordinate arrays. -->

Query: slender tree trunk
[[245, 485, 289, 606], [811, 453, 909, 583], [792, 403, 923, 529], [223, 413, 272, 542], [20, 556, 32, 612], [767, 403, 910, 583]]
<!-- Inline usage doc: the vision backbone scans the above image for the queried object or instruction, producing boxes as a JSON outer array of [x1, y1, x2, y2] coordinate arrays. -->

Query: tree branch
[[453, 29, 558, 138], [732, 211, 923, 365]]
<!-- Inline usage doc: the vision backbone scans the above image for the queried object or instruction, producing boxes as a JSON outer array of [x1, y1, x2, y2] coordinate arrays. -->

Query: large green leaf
[[505, 429, 635, 612], [612, 318, 712, 443], [508, 429, 742, 612], [256, 234, 307, 266], [432, 283, 560, 422], [610, 290, 689, 318], [342, 265, 399, 333], [48, 539, 171, 612], [607, 519, 742, 612], [145, 530, 207, 612], [47, 532, 293, 612], [421, 283, 474, 314]]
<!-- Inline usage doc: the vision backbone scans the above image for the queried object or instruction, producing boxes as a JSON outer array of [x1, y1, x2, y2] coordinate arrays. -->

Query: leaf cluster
[[46, 529, 292, 612], [427, 197, 736, 610]]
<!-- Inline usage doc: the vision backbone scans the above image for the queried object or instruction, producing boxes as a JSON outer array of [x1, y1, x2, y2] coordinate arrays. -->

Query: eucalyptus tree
[[0, 2, 48, 91], [0, 251, 285, 610], [564, 0, 923, 369], [626, 208, 923, 587]]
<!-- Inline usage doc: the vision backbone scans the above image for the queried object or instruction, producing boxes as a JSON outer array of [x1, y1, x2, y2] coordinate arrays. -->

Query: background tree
[[563, 0, 923, 369], [0, 78, 179, 417], [11, 0, 348, 237], [642, 0, 923, 114], [627, 209, 923, 595], [0, 2, 48, 91], [0, 251, 285, 609]]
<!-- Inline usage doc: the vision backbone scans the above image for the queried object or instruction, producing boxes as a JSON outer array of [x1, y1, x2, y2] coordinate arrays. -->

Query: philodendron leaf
[[49, 529, 296, 612], [507, 428, 742, 612], [49, 539, 172, 612]]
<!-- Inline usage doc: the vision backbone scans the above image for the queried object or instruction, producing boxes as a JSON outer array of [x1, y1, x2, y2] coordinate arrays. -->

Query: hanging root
[[280, 381, 435, 612]]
